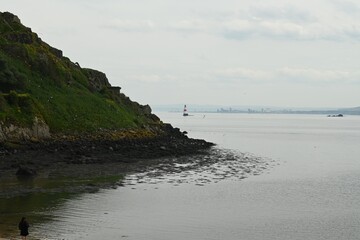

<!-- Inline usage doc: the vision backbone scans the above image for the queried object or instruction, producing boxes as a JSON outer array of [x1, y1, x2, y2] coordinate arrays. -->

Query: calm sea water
[[2, 113, 360, 240]]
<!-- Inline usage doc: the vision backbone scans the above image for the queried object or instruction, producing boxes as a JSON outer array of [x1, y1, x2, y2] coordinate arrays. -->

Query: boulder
[[141, 104, 152, 115], [16, 166, 37, 177], [0, 117, 50, 142], [82, 68, 111, 92]]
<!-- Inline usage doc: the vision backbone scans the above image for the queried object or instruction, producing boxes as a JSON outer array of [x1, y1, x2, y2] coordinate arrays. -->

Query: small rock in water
[[16, 166, 37, 177]]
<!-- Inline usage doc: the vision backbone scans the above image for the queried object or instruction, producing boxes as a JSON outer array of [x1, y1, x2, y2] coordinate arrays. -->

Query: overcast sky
[[2, 0, 360, 108]]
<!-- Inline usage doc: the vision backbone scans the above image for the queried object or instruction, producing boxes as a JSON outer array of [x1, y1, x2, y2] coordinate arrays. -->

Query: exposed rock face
[[4, 32, 33, 44], [2, 11, 21, 24], [1, 12, 34, 44], [83, 69, 123, 98], [0, 117, 50, 142], [138, 104, 160, 122], [83, 68, 111, 91], [141, 104, 152, 115], [0, 125, 5, 141], [32, 117, 51, 139], [48, 45, 63, 58], [108, 86, 121, 95]]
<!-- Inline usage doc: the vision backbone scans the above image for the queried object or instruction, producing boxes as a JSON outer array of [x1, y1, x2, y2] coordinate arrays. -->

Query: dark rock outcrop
[[48, 45, 63, 58], [16, 166, 37, 177], [141, 104, 152, 115], [4, 32, 33, 44], [82, 68, 111, 92], [2, 11, 21, 24]]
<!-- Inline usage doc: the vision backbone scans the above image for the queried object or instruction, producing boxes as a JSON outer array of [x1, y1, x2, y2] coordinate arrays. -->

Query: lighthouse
[[183, 105, 189, 116]]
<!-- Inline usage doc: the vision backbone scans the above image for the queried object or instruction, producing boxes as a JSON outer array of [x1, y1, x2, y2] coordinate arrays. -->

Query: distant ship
[[327, 114, 343, 117], [183, 105, 189, 116]]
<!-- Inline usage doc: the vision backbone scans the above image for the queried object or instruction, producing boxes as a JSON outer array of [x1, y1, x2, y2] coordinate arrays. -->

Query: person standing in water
[[18, 217, 29, 240]]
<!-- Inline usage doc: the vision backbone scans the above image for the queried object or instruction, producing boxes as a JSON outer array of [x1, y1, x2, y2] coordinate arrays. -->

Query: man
[[18, 217, 29, 240]]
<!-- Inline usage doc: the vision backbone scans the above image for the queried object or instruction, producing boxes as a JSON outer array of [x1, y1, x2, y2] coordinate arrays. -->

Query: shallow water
[[1, 113, 360, 239]]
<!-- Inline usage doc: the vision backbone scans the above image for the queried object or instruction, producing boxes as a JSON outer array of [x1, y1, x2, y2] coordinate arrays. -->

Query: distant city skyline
[[152, 103, 359, 112], [2, 0, 360, 108]]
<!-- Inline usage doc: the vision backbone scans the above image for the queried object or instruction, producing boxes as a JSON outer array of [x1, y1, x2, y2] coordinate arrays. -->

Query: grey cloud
[[222, 18, 360, 41], [331, 0, 360, 15], [216, 3, 360, 41], [244, 5, 316, 23], [168, 19, 210, 33], [214, 67, 360, 85], [101, 19, 155, 32], [166, 4, 360, 41]]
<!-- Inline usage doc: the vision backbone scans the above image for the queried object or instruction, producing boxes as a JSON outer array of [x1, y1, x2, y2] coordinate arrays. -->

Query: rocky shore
[[0, 125, 214, 197]]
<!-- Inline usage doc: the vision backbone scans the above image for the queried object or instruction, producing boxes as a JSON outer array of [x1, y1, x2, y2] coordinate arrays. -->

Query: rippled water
[[122, 148, 274, 187], [1, 113, 360, 240]]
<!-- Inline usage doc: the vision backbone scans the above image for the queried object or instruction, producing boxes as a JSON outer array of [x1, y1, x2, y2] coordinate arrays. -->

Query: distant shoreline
[[153, 105, 360, 115], [157, 110, 360, 115]]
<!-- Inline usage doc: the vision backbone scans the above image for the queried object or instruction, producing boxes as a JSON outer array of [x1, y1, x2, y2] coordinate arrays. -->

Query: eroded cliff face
[[82, 68, 111, 92], [0, 117, 50, 142]]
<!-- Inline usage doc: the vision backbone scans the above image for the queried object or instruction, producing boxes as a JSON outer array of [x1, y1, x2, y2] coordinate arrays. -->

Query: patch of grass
[[0, 91, 37, 126]]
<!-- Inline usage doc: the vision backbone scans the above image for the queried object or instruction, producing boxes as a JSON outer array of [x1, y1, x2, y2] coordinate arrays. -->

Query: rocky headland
[[0, 11, 215, 197]]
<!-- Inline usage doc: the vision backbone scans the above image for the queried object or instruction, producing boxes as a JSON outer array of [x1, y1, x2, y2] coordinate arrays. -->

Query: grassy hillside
[[0, 12, 158, 134]]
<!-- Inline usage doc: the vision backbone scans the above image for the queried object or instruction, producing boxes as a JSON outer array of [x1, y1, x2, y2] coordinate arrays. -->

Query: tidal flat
[[0, 146, 273, 239]]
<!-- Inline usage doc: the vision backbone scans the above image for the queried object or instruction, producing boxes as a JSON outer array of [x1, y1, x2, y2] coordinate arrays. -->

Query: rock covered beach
[[0, 124, 214, 197]]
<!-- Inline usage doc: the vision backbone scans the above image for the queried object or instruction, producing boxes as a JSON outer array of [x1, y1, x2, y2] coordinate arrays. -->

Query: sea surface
[[1, 113, 360, 240]]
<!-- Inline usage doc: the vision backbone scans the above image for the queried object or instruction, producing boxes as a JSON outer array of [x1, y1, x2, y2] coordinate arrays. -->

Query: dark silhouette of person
[[18, 217, 29, 240]]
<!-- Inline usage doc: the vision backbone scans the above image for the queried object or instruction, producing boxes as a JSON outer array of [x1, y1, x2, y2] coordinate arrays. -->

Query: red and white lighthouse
[[183, 105, 189, 116]]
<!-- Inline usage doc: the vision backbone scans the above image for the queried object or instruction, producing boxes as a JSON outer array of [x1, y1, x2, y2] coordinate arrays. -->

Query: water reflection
[[0, 173, 124, 238], [0, 191, 80, 239]]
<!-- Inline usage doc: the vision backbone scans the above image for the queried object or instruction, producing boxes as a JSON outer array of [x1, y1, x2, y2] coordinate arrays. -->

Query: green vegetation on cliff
[[0, 12, 159, 134]]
